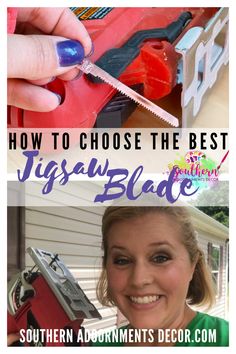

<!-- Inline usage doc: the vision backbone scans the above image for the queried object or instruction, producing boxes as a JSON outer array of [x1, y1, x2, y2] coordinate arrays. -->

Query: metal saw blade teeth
[[79, 60, 179, 127], [95, 74, 178, 127], [106, 83, 177, 127], [120, 90, 176, 127]]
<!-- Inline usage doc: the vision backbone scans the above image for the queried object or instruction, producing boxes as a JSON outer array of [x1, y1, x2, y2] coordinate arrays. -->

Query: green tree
[[193, 182, 229, 227], [197, 207, 229, 227]]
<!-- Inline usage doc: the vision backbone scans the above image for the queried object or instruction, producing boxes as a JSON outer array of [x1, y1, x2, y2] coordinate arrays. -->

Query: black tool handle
[[88, 11, 192, 83]]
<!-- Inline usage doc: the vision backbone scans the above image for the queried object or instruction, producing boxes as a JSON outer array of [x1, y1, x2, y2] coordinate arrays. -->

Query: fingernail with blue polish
[[86, 43, 94, 58], [57, 40, 85, 67]]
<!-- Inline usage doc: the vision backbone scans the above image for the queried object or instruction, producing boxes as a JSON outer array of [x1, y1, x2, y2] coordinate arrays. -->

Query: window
[[207, 242, 223, 297]]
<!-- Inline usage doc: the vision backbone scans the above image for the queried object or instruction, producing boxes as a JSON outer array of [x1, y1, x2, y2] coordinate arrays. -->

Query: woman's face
[[106, 212, 196, 330]]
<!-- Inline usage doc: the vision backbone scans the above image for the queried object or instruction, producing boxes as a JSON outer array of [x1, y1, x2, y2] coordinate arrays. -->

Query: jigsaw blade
[[78, 59, 179, 127]]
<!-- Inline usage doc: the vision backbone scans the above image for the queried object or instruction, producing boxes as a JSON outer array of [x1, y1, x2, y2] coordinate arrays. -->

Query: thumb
[[8, 34, 85, 80]]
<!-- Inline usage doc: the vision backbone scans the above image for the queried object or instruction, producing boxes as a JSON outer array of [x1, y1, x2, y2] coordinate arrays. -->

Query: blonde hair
[[97, 206, 215, 309]]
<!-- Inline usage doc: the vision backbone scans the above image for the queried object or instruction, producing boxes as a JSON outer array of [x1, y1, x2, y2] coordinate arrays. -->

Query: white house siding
[[24, 205, 228, 332], [191, 210, 228, 320], [192, 231, 228, 319]]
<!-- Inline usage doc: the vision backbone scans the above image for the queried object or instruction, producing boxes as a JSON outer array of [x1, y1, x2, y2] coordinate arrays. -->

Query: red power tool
[[8, 7, 219, 129], [7, 247, 101, 346]]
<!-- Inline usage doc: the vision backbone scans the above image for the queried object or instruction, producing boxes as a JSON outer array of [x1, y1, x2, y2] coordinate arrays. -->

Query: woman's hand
[[7, 8, 93, 112]]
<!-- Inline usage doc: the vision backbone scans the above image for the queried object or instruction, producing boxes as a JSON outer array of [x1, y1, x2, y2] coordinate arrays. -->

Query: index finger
[[16, 7, 92, 56]]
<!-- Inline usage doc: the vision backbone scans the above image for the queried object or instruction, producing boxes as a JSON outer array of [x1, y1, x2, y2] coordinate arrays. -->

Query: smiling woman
[[95, 206, 229, 346]]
